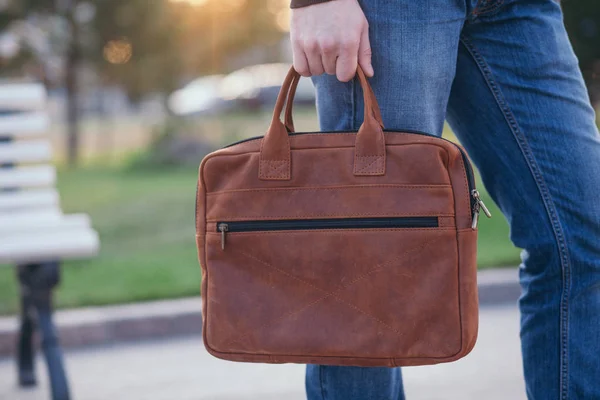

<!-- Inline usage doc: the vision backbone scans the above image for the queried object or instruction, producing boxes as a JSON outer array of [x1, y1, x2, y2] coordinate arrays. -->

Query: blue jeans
[[307, 1, 600, 399]]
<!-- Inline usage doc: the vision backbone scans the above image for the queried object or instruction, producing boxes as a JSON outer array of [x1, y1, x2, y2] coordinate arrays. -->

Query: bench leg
[[17, 291, 36, 387], [17, 263, 71, 400]]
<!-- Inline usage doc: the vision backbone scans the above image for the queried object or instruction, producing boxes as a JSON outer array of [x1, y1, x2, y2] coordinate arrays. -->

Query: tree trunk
[[65, 11, 80, 167]]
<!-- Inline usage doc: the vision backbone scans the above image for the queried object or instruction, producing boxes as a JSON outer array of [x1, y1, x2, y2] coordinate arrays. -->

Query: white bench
[[0, 82, 99, 264], [0, 81, 100, 400]]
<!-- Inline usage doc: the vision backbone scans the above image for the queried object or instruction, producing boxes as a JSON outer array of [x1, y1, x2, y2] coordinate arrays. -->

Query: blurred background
[[0, 0, 598, 399]]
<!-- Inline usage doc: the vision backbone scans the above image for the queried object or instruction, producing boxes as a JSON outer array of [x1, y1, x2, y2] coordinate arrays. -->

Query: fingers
[[290, 15, 371, 81], [294, 31, 370, 82], [304, 40, 325, 76], [321, 39, 338, 76], [292, 38, 311, 77], [358, 24, 374, 77], [336, 39, 359, 82]]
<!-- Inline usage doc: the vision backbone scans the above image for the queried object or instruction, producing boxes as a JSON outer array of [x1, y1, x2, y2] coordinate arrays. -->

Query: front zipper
[[471, 189, 492, 229], [221, 129, 490, 228], [217, 216, 438, 250]]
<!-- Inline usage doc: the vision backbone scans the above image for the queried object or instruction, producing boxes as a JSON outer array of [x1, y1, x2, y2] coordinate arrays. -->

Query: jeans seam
[[473, 0, 504, 16], [319, 365, 328, 400], [459, 34, 572, 400]]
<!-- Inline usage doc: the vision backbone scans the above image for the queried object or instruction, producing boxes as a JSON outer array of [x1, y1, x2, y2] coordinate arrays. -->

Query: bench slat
[[0, 140, 52, 163], [0, 112, 50, 136], [0, 228, 100, 263], [0, 83, 46, 111], [0, 189, 59, 210], [0, 209, 62, 229], [0, 213, 91, 232], [0, 165, 56, 188]]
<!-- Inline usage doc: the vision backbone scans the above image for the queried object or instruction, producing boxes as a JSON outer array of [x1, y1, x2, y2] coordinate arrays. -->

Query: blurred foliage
[[0, 0, 289, 100], [92, 0, 184, 101]]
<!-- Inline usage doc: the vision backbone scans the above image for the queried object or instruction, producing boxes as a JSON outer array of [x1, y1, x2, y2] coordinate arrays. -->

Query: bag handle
[[284, 73, 384, 133], [259, 66, 386, 180]]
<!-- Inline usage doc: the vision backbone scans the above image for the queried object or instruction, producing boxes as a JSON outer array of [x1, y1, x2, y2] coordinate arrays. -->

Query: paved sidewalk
[[0, 303, 525, 400]]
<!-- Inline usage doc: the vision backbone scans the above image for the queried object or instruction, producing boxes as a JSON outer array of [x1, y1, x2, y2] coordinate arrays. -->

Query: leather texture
[[196, 66, 479, 367]]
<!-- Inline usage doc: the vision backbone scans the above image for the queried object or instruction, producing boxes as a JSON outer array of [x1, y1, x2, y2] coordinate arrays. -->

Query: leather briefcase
[[195, 67, 488, 367]]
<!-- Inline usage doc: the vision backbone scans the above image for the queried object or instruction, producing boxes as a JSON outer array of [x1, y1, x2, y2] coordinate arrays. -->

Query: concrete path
[[0, 304, 525, 400]]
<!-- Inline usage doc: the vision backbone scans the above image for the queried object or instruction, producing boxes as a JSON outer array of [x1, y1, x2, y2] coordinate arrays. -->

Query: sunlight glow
[[221, 0, 245, 12], [170, 0, 209, 6], [275, 8, 290, 32], [103, 39, 132, 65]]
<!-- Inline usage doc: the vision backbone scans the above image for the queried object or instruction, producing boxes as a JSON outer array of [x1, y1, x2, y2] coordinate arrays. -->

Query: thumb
[[358, 24, 373, 77]]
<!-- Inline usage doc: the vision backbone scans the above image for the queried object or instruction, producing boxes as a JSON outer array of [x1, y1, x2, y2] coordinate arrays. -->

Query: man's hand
[[290, 0, 373, 82]]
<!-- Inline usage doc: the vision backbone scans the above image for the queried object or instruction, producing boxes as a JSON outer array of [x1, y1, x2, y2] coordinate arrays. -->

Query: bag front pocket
[[216, 216, 439, 250], [203, 220, 463, 363]]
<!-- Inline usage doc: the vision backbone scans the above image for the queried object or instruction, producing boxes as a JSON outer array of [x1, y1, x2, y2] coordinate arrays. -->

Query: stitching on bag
[[206, 184, 453, 196], [456, 152, 471, 219], [260, 160, 289, 179], [354, 156, 384, 174], [264, 160, 287, 173], [213, 140, 451, 160], [258, 132, 290, 179], [354, 153, 384, 174], [223, 238, 438, 346], [258, 138, 266, 178], [206, 213, 454, 222]]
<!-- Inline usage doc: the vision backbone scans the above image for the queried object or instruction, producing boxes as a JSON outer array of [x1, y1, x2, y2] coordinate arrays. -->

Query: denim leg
[[309, 1, 466, 399], [306, 365, 405, 400], [447, 1, 600, 399], [312, 0, 465, 134]]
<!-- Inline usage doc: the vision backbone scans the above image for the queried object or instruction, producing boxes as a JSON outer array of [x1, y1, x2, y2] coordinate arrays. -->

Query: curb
[[477, 267, 521, 305], [0, 268, 519, 358]]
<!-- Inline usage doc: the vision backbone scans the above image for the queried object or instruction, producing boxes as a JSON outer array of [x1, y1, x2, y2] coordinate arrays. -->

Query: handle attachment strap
[[259, 67, 386, 181]]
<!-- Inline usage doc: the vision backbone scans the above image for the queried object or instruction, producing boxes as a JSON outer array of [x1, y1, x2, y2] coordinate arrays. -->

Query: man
[[289, 0, 600, 399]]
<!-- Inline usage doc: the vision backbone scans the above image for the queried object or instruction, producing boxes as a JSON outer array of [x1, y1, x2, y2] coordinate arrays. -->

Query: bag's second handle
[[283, 72, 384, 133], [259, 67, 386, 181]]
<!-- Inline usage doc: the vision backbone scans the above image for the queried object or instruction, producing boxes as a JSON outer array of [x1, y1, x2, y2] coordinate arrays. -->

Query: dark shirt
[[291, 0, 333, 9]]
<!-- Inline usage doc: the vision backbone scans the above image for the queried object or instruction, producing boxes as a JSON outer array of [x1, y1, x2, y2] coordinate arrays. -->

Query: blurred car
[[169, 63, 316, 116], [168, 75, 227, 116], [220, 63, 315, 111]]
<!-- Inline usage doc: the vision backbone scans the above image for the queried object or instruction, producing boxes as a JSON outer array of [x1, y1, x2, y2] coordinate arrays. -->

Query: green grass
[[473, 180, 519, 267]]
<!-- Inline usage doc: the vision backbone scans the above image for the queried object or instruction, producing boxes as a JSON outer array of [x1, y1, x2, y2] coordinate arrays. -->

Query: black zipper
[[222, 129, 477, 209], [216, 216, 438, 249]]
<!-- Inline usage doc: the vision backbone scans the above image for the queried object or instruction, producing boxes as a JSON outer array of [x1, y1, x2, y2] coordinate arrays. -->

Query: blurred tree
[[0, 0, 84, 166], [0, 0, 54, 76], [0, 0, 186, 164], [91, 0, 183, 102], [563, 0, 600, 107], [172, 0, 289, 76]]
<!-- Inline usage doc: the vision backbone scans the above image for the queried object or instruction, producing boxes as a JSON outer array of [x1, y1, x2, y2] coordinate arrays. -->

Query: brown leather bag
[[196, 67, 486, 367]]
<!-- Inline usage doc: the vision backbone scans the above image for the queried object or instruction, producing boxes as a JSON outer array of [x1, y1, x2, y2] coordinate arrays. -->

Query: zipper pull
[[471, 190, 491, 229], [218, 223, 229, 250]]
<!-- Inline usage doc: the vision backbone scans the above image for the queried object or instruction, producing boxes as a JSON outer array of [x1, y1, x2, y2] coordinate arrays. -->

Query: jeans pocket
[[473, 0, 505, 16]]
